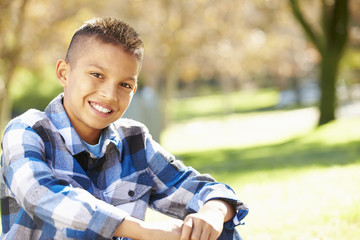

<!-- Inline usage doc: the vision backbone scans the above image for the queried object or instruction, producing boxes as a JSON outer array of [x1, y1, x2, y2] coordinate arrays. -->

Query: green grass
[[172, 118, 360, 239], [151, 118, 360, 239], [177, 118, 360, 178], [148, 90, 360, 239]]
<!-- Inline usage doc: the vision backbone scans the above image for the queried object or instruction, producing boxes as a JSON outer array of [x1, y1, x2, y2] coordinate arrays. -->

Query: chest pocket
[[102, 171, 154, 206]]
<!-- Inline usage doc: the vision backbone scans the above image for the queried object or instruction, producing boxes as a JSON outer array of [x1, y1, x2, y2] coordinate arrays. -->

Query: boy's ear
[[132, 85, 137, 94], [56, 59, 69, 87]]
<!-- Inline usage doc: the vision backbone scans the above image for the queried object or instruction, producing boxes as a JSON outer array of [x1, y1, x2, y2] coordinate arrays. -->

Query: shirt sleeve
[[1, 122, 128, 239], [144, 135, 248, 228]]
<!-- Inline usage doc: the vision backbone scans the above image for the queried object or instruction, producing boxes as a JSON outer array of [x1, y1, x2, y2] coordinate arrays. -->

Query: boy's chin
[[86, 121, 111, 131]]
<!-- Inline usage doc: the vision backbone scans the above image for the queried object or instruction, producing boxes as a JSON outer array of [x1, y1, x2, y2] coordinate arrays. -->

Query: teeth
[[90, 102, 111, 113]]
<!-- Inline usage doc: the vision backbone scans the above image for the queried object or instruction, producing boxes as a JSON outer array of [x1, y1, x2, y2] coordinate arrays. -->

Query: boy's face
[[56, 38, 140, 144]]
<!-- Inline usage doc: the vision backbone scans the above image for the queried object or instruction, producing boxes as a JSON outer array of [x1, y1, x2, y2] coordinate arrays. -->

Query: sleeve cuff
[[84, 200, 129, 239], [224, 207, 248, 230]]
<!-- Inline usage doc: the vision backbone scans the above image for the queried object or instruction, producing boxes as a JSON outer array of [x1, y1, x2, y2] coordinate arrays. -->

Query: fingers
[[180, 215, 220, 240], [181, 217, 193, 240], [199, 227, 210, 240], [199, 224, 219, 240], [207, 231, 219, 240]]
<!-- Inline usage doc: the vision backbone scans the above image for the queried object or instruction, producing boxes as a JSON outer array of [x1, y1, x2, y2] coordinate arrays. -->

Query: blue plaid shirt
[[1, 94, 248, 239]]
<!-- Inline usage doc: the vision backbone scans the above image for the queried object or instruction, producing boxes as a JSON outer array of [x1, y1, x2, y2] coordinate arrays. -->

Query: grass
[[237, 165, 360, 240], [169, 119, 360, 239], [168, 88, 279, 122], [176, 118, 360, 177], [147, 90, 360, 239], [161, 107, 319, 153]]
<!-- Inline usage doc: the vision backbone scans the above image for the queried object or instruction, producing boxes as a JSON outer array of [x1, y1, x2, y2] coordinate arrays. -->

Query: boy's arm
[[145, 140, 248, 220], [114, 215, 183, 240], [113, 199, 234, 240]]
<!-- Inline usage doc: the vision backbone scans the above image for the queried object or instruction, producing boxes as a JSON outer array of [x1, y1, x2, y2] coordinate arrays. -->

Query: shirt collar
[[44, 93, 122, 156]]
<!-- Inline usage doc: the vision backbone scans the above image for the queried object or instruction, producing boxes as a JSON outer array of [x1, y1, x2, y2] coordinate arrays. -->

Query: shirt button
[[128, 190, 135, 197]]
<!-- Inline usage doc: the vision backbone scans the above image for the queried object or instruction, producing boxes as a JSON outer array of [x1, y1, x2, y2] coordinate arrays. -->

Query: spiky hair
[[65, 17, 144, 64]]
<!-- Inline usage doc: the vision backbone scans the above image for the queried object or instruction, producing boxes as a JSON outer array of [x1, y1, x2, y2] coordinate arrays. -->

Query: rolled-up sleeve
[[144, 137, 248, 228]]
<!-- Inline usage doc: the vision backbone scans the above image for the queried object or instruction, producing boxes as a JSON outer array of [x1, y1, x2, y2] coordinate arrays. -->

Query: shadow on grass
[[177, 138, 360, 175]]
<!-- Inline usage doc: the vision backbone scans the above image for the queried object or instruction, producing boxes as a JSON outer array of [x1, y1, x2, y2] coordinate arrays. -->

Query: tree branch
[[289, 0, 325, 55]]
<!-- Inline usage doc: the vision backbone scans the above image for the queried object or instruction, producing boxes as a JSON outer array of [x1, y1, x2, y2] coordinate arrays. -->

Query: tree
[[0, 0, 29, 131], [289, 0, 349, 126]]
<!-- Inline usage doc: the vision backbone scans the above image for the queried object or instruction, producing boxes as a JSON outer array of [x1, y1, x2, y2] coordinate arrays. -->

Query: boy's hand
[[180, 199, 235, 240], [180, 211, 223, 240]]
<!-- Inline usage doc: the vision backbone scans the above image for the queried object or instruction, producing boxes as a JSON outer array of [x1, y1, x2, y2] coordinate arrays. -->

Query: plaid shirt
[[1, 94, 248, 240]]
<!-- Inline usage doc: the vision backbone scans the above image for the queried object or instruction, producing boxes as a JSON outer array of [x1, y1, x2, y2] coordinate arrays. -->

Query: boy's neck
[[74, 126, 102, 145], [82, 131, 101, 145]]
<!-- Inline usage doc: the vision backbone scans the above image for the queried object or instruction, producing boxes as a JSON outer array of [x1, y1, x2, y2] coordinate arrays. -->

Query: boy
[[0, 18, 248, 240]]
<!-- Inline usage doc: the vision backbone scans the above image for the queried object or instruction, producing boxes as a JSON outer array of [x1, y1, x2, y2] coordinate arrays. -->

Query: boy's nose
[[100, 84, 118, 101]]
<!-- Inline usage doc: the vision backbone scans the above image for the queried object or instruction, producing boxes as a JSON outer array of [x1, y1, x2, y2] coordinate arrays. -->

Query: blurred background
[[1, 0, 360, 239]]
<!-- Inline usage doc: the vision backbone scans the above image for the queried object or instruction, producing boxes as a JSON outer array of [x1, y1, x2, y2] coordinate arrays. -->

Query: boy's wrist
[[113, 215, 144, 239], [201, 199, 236, 222]]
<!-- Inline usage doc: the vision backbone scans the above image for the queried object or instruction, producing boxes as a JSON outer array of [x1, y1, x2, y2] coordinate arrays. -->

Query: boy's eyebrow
[[87, 63, 108, 71], [126, 76, 137, 81], [88, 63, 137, 81]]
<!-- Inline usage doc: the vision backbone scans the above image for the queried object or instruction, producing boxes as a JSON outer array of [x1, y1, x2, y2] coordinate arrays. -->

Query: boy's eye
[[91, 73, 103, 79], [120, 83, 133, 89]]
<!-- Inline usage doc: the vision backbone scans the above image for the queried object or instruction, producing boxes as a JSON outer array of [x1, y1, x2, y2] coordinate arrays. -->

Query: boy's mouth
[[90, 102, 112, 114]]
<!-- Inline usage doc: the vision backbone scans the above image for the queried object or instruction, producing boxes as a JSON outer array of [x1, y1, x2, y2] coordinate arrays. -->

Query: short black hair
[[65, 18, 144, 65]]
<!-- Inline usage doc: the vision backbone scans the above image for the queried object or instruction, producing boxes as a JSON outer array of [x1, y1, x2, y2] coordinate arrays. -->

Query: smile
[[90, 102, 112, 113]]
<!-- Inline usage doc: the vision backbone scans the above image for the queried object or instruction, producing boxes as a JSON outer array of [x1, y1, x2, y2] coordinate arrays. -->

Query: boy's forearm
[[114, 215, 182, 240], [113, 215, 144, 239]]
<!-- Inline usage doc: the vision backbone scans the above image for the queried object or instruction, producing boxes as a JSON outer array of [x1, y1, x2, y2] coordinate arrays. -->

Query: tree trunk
[[289, 0, 349, 127], [0, 93, 11, 133], [0, 0, 29, 132], [318, 50, 340, 125], [162, 67, 178, 127]]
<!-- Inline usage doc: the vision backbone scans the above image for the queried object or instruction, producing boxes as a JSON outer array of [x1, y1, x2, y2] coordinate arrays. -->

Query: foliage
[[341, 48, 360, 73], [10, 69, 62, 117], [1, 0, 360, 129], [0, 0, 103, 130]]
